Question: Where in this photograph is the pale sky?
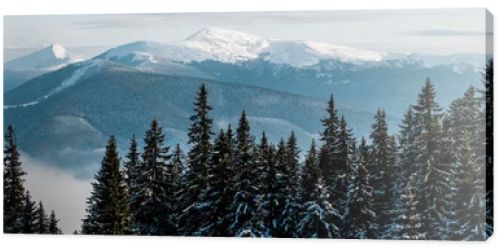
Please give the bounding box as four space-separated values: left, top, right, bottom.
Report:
4 9 491 56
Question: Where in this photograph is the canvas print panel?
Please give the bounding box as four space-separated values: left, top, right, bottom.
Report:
3 9 493 240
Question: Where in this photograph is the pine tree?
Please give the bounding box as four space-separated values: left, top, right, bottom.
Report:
48 210 62 234
81 136 129 235
21 191 37 234
170 144 185 192
397 106 429 240
301 140 320 205
177 83 214 235
297 139 340 238
368 109 397 238
3 125 26 233
123 135 141 227
345 137 376 238
279 131 301 237
227 111 260 236
34 201 49 234
254 132 276 236
401 174 424 239
297 179 340 238
443 87 487 240
124 135 140 192
483 58 493 237
411 78 446 238
317 95 344 235
130 120 174 235
196 129 235 236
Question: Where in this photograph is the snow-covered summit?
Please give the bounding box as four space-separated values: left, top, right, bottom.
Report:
5 44 82 71
98 27 387 67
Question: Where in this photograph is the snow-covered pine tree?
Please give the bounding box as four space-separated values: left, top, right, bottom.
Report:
81 136 129 235
397 107 424 239
279 131 301 237
124 135 140 192
48 210 62 234
301 140 320 204
336 116 358 236
368 109 398 238
253 131 276 236
21 190 37 233
345 137 376 239
177 83 214 235
227 111 261 237
170 144 185 192
3 125 26 233
124 135 141 228
483 58 493 237
34 201 49 234
297 141 340 238
443 87 487 240
412 78 446 239
131 120 174 235
196 129 235 236
400 174 424 239
318 95 344 236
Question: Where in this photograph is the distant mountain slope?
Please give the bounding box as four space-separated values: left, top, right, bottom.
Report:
4 62 384 178
4 44 82 92
94 27 483 116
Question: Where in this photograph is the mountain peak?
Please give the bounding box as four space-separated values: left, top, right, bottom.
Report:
46 44 68 59
185 27 265 43
5 43 80 71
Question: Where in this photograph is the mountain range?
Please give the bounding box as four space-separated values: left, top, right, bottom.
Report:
3 27 485 178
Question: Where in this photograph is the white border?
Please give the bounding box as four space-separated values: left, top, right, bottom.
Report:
1 0 499 250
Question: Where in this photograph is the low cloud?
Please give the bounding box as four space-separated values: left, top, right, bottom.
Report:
21 153 92 234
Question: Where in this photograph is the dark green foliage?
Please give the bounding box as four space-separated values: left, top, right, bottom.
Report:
368 109 397 238
48 210 62 234
227 111 261 236
130 121 174 235
21 191 37 233
196 128 235 236
34 201 49 234
3 125 26 233
345 138 376 238
177 83 214 235
81 136 129 235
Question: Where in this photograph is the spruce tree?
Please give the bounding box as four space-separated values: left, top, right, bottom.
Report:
34 201 49 234
196 129 235 236
131 120 174 235
254 132 276 236
48 210 62 234
81 136 129 235
279 131 301 237
484 58 493 237
3 125 26 233
368 109 397 238
345 137 376 238
443 87 487 240
178 83 214 235
411 78 446 238
317 95 344 234
227 111 260 236
21 191 37 233
124 135 140 194
124 135 141 227
301 140 320 205
170 144 185 192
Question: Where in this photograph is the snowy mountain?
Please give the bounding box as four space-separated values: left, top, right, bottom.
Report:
5 44 81 71
4 44 82 92
4 61 385 178
98 27 387 68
